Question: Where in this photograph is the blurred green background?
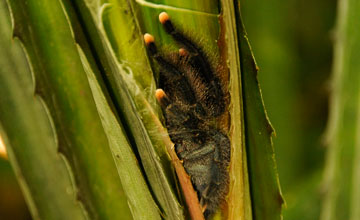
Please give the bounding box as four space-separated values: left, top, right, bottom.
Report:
242 0 336 219
0 0 337 219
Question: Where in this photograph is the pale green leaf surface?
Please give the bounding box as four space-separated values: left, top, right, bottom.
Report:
0 2 85 219
61 0 184 218
77 45 161 220
6 0 132 219
101 1 171 168
136 0 220 14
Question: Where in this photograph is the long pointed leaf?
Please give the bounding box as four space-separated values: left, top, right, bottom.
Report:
234 1 284 220
60 0 184 218
0 2 85 219
77 45 161 220
6 0 132 218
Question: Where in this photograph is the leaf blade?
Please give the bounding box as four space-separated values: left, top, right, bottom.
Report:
234 2 284 219
77 45 161 220
6 0 133 218
0 2 85 219
61 0 184 218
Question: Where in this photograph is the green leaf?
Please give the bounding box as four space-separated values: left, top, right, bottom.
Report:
0 2 85 219
77 45 161 220
2 0 284 219
234 2 284 220
60 0 184 218
6 0 132 219
321 0 360 219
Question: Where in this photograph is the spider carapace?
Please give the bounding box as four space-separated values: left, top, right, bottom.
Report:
144 12 230 219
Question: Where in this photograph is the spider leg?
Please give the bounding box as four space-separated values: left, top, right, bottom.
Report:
158 13 212 77
158 13 225 117
155 88 171 109
159 12 205 57
155 89 201 138
145 34 198 105
144 33 181 72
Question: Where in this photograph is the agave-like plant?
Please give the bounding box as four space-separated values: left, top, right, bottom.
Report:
0 0 284 219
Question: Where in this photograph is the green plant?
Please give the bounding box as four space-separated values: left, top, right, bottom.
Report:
0 0 283 219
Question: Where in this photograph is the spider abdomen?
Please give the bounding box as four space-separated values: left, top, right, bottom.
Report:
177 130 230 217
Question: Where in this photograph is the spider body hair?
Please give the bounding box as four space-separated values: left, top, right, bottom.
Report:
146 13 230 219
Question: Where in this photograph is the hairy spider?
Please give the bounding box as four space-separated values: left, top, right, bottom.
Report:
144 12 230 219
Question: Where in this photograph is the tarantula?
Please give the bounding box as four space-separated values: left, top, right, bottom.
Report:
144 12 230 219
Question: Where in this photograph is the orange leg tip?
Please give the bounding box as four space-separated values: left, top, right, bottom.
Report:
144 33 155 45
159 12 170 24
155 89 166 101
179 48 188 56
